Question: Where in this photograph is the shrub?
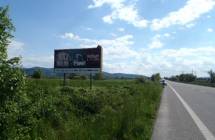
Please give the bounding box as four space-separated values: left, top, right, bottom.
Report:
136 76 147 83
151 73 161 82
0 6 29 139
93 72 104 80
208 70 215 83
32 69 43 79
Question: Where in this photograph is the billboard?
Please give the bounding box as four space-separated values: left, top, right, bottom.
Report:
54 46 102 73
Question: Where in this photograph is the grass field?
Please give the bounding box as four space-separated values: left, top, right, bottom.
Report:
173 80 215 88
19 79 162 140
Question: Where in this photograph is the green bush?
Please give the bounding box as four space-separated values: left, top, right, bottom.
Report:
21 79 162 140
32 69 43 79
151 73 161 82
93 72 104 80
136 76 147 83
0 6 30 139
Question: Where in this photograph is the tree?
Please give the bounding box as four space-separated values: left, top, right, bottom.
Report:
151 73 161 82
32 69 43 79
0 6 14 60
136 76 146 83
93 72 104 80
178 73 196 82
208 70 215 83
169 76 178 81
0 6 27 139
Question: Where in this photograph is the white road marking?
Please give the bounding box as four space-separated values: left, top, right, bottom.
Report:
168 83 215 140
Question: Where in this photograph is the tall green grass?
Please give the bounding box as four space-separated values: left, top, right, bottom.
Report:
23 79 162 140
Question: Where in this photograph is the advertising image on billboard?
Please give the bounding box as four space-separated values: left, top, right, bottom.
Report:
54 46 102 73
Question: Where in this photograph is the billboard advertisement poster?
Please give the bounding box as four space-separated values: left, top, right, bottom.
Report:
54 46 102 74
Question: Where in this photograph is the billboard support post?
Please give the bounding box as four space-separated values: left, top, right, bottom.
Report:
90 73 92 90
63 73 66 86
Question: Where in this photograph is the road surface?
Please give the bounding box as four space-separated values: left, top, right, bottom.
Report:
152 81 215 140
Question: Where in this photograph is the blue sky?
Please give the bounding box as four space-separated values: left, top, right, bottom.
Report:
1 0 215 77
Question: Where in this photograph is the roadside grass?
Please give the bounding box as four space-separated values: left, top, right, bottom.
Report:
24 79 162 140
189 80 215 87
171 80 215 88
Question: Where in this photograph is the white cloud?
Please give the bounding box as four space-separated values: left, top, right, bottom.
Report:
149 40 163 49
151 0 215 30
59 32 215 77
8 40 25 58
158 46 215 76
88 0 123 9
22 55 54 68
89 0 148 28
89 0 215 30
86 27 93 31
61 32 137 62
104 45 215 77
118 27 125 32
148 35 163 49
61 33 80 40
185 23 195 28
61 32 133 47
61 32 98 44
207 15 211 18
7 40 53 68
163 33 170 37
207 28 214 32
103 15 114 24
110 33 117 37
87 35 137 60
160 47 215 58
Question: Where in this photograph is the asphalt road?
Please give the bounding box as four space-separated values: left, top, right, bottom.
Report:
152 81 215 140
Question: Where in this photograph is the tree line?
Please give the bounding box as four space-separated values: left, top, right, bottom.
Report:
168 70 215 83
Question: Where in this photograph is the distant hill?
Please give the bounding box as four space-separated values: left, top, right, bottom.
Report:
23 67 61 77
102 72 145 79
23 67 147 79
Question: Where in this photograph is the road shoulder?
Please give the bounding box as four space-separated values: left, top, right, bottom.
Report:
152 85 204 140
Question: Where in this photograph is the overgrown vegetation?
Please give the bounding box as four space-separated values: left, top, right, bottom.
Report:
93 72 104 80
1 78 163 139
0 6 28 139
136 76 147 83
32 69 43 79
23 79 162 140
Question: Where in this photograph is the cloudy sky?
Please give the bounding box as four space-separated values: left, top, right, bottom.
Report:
1 0 215 77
